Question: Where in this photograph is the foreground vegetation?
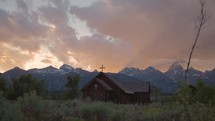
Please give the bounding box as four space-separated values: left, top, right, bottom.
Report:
0 75 215 121
0 90 214 121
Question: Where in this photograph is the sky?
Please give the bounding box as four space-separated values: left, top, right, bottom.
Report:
0 0 215 73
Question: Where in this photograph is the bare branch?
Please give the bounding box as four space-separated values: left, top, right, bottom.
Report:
184 0 210 82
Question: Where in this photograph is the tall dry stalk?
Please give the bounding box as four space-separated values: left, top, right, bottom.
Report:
182 1 210 121
184 0 210 82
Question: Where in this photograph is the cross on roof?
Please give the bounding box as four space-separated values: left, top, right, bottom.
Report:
99 65 106 72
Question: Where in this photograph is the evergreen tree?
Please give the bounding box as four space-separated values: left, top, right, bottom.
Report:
65 75 80 99
8 74 44 99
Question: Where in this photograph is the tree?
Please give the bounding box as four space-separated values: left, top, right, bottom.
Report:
193 80 215 105
65 75 80 99
0 78 6 92
0 78 8 98
180 0 210 121
8 74 44 99
184 0 210 82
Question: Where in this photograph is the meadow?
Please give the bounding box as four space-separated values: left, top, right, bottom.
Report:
0 91 214 121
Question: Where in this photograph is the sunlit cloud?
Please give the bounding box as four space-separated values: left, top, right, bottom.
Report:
49 23 56 32
0 0 215 73
87 65 92 71
68 14 93 40
68 56 79 66
70 0 215 71
24 46 63 70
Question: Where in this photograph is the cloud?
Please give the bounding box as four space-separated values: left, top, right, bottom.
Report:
0 0 48 52
0 43 34 71
35 0 133 72
41 59 52 64
0 0 48 71
70 0 215 71
1 0 215 72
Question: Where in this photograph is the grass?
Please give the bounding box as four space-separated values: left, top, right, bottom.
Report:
0 91 214 121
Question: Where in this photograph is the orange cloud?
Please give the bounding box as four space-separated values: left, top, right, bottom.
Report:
1 0 215 73
70 0 215 71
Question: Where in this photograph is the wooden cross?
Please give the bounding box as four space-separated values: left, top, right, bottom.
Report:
99 65 106 72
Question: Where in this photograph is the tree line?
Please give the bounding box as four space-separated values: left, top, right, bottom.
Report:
0 74 80 100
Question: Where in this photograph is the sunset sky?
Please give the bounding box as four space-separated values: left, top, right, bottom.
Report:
0 0 215 73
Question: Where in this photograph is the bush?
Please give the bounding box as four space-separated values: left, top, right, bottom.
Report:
110 109 129 121
0 96 214 121
190 102 215 121
80 102 110 121
193 81 215 106
18 91 44 121
53 100 82 121
0 93 22 121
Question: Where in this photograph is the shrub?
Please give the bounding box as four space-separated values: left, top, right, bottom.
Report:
18 91 44 121
0 93 22 121
71 117 85 121
80 102 110 121
190 102 215 121
135 102 183 121
110 109 129 121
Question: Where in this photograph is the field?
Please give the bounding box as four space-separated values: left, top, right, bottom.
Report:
0 91 214 121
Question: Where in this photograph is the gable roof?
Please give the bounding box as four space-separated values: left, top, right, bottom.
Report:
124 82 150 92
103 73 134 94
81 72 104 91
95 78 113 91
82 72 150 94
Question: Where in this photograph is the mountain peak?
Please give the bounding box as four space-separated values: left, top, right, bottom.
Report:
211 68 215 72
145 66 156 72
119 67 142 76
13 66 22 70
43 65 58 70
165 62 186 83
28 65 60 74
168 62 184 72
60 64 74 72
1 66 28 81
119 67 141 72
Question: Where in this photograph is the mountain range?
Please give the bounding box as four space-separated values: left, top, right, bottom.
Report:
0 63 215 94
120 62 215 86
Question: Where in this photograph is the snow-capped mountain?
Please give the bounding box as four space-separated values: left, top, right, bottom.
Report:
0 64 101 92
59 64 75 72
186 67 203 85
203 68 215 85
1 67 29 85
59 64 89 74
119 66 177 93
28 66 63 74
1 64 214 93
119 67 143 77
165 62 203 84
119 63 215 93
165 62 185 83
